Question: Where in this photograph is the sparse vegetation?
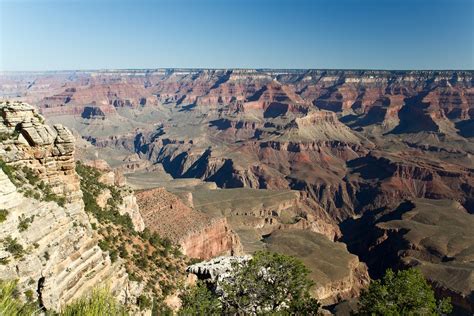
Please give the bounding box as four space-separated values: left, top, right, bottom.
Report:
76 162 132 230
0 209 8 223
0 280 39 315
24 289 34 303
3 236 24 259
18 214 35 232
0 160 66 207
41 182 67 207
357 268 452 315
0 159 19 186
1 281 128 316
60 287 128 316
76 161 186 306
137 294 153 311
22 166 40 185
0 132 10 142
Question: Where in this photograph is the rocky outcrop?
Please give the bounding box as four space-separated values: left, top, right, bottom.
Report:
83 159 145 232
136 188 242 259
0 102 81 203
118 193 145 232
0 101 141 311
187 255 251 283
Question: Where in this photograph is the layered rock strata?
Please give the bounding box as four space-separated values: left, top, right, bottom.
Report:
136 188 242 259
0 101 139 311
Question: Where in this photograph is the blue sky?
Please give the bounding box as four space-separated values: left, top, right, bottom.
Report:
0 0 472 70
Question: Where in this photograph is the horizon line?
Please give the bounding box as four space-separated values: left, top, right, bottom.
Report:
1 67 474 73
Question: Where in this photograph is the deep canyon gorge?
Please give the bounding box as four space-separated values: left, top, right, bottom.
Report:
1 68 473 314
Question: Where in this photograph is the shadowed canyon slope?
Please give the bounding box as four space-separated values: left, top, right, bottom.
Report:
1 69 474 311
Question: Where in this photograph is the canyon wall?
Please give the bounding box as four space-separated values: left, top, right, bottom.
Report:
136 188 242 259
0 101 140 311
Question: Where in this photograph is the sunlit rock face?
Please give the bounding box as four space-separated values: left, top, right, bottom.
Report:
136 187 242 259
0 101 139 311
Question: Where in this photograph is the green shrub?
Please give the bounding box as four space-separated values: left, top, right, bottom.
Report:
22 166 40 185
0 160 19 186
0 132 10 141
109 250 118 263
0 209 8 223
358 268 452 315
220 251 319 315
3 236 24 259
18 214 35 232
151 298 173 316
60 287 128 316
137 294 152 310
0 280 39 315
24 289 34 302
41 182 67 206
179 281 221 316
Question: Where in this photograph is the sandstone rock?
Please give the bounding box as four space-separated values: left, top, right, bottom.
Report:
99 171 115 186
187 255 251 283
136 188 242 259
96 188 112 209
0 101 82 203
118 193 145 232
0 169 21 209
84 159 111 171
0 174 131 311
0 101 141 311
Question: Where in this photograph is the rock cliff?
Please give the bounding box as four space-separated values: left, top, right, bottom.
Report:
0 101 138 311
136 188 242 259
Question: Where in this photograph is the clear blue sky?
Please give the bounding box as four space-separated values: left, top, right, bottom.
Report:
0 0 472 71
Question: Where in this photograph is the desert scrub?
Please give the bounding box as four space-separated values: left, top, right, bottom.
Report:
18 214 35 232
0 209 8 223
0 280 39 315
0 132 10 141
22 166 40 185
76 162 132 230
0 161 66 207
60 287 128 316
1 281 126 315
41 182 66 207
0 159 20 186
76 161 186 301
3 236 24 259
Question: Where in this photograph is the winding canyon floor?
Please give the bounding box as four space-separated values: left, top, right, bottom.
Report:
1 69 473 313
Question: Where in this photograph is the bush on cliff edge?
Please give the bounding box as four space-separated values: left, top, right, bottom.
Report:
357 268 452 315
